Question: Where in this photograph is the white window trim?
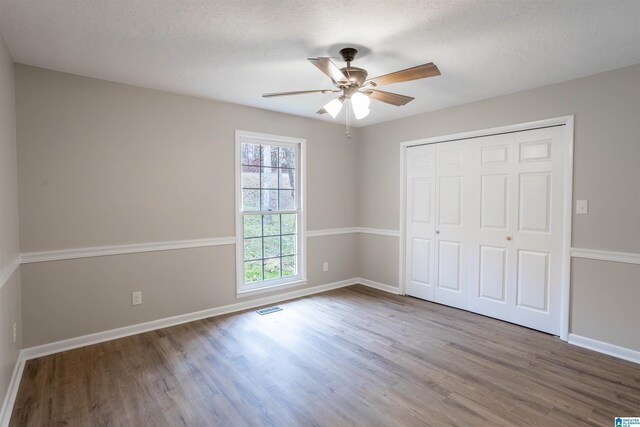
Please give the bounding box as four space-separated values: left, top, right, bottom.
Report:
235 130 307 297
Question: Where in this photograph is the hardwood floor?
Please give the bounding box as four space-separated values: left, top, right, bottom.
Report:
10 285 640 426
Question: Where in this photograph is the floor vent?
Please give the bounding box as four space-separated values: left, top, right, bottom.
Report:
256 306 283 315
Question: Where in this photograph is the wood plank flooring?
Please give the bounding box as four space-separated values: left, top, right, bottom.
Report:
10 285 640 426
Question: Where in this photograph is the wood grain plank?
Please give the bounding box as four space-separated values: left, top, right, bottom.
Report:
10 285 640 426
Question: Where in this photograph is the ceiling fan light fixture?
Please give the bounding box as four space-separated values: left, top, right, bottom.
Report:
353 106 370 120
324 97 344 118
262 47 440 124
351 92 371 119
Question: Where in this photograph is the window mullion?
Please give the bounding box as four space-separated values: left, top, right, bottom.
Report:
241 210 300 216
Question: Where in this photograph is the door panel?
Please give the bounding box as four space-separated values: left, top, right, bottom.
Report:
411 238 431 285
479 245 507 302
520 140 551 162
412 177 431 223
437 241 461 291
511 127 565 334
519 173 551 233
467 134 515 322
405 145 436 301
438 177 462 225
517 250 549 311
433 142 470 309
481 174 508 229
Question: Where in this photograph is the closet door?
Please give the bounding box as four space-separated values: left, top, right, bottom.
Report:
405 144 436 301
433 141 471 310
509 126 565 335
405 125 566 335
467 134 514 323
467 126 565 335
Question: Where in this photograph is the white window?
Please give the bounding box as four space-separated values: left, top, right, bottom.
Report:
235 131 306 295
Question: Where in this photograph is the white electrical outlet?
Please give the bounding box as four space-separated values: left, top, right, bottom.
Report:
323 262 329 272
132 291 142 306
12 323 17 344
576 199 588 215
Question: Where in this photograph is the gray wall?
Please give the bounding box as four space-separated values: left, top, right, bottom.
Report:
16 65 359 347
357 64 640 351
0 32 21 410
14 62 640 354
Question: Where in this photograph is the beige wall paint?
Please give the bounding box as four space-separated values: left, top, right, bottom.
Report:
15 65 360 348
21 234 358 347
0 36 19 269
15 64 359 251
356 64 640 351
0 272 21 406
0 32 21 410
358 64 640 251
571 258 640 351
14 62 640 355
357 234 399 288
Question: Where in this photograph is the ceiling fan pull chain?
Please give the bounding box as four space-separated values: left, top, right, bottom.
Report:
346 102 351 139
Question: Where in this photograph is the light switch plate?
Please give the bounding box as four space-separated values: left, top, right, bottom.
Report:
576 200 588 215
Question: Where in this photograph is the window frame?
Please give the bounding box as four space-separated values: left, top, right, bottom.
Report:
235 130 307 296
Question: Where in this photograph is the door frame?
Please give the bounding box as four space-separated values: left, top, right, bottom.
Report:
398 115 574 341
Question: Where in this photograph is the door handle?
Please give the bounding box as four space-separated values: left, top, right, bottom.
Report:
506 235 512 241
435 230 440 234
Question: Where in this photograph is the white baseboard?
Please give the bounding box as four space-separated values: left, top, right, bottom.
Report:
568 334 640 364
356 277 402 295
0 352 25 427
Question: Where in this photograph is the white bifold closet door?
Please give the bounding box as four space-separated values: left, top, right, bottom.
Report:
405 126 566 335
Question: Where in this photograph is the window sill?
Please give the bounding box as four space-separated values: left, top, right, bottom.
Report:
236 279 308 299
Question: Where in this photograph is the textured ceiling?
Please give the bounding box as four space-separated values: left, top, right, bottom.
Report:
0 0 639 127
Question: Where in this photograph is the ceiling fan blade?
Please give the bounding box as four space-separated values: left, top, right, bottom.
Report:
308 57 350 85
263 89 338 98
366 62 440 87
367 89 415 106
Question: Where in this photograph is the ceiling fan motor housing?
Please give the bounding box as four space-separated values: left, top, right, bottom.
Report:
339 47 358 63
340 67 368 87
337 47 368 87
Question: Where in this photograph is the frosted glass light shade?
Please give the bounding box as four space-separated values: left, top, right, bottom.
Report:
351 92 371 119
324 97 344 118
353 106 370 119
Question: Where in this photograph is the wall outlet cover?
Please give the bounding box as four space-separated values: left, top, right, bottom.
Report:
132 291 142 305
576 199 588 215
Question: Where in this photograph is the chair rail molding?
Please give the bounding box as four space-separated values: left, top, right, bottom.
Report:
0 258 20 292
570 247 640 265
20 228 401 263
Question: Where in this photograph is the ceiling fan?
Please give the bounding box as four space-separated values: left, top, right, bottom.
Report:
263 47 441 120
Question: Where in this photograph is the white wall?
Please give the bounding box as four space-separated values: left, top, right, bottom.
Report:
357 64 640 352
16 65 360 347
0 31 21 413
